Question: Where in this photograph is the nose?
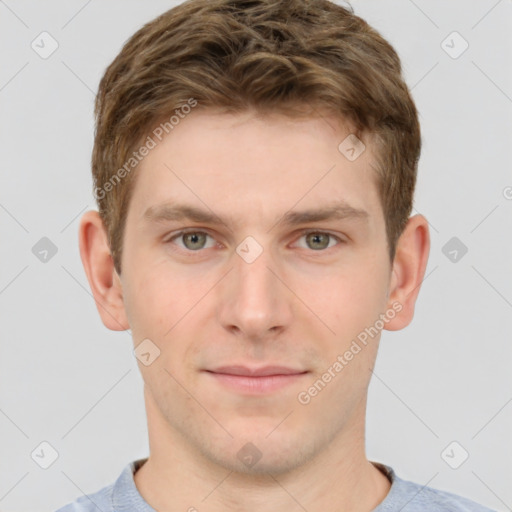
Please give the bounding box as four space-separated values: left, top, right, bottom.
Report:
216 244 293 342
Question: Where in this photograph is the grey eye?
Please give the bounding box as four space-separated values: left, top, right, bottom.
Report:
305 232 331 250
182 232 208 250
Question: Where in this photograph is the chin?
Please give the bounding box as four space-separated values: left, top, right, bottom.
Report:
205 430 317 477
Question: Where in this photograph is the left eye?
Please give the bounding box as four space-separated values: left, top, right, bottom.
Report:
294 231 342 251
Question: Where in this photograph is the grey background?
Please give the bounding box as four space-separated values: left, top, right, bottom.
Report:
0 1 511 510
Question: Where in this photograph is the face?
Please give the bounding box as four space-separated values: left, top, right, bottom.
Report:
118 109 396 474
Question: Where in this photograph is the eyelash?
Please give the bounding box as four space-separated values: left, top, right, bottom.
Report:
165 229 345 254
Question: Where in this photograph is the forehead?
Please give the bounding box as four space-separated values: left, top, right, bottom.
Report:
129 109 383 226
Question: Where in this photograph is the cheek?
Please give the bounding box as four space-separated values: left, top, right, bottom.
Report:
322 261 389 320
123 261 213 371
122 265 178 339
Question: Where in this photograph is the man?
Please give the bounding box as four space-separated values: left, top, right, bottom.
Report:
56 0 495 510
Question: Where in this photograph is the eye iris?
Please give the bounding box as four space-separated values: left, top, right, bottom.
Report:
183 232 206 250
306 233 330 250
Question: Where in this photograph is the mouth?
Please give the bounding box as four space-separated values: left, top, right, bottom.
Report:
203 365 309 394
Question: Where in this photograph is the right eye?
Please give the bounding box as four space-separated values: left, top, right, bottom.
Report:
165 230 218 252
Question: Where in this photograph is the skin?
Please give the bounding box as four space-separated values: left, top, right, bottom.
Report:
79 108 430 512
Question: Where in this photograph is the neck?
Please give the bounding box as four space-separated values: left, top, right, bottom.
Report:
134 393 391 512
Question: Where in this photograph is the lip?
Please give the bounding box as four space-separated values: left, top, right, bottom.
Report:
203 366 309 394
209 365 306 377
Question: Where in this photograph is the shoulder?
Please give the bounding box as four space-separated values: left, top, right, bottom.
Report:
396 480 497 512
54 458 149 512
54 483 113 512
374 463 497 512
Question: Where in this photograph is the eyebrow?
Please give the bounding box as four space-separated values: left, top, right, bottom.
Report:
143 201 369 228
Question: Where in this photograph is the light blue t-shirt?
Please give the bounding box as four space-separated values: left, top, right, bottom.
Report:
55 458 496 511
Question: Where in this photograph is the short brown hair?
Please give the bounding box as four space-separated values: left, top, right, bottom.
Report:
92 0 421 274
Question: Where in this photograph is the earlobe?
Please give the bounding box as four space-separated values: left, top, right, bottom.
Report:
384 214 430 331
78 210 130 331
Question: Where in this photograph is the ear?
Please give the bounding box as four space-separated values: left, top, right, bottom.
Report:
384 214 430 331
78 210 129 331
